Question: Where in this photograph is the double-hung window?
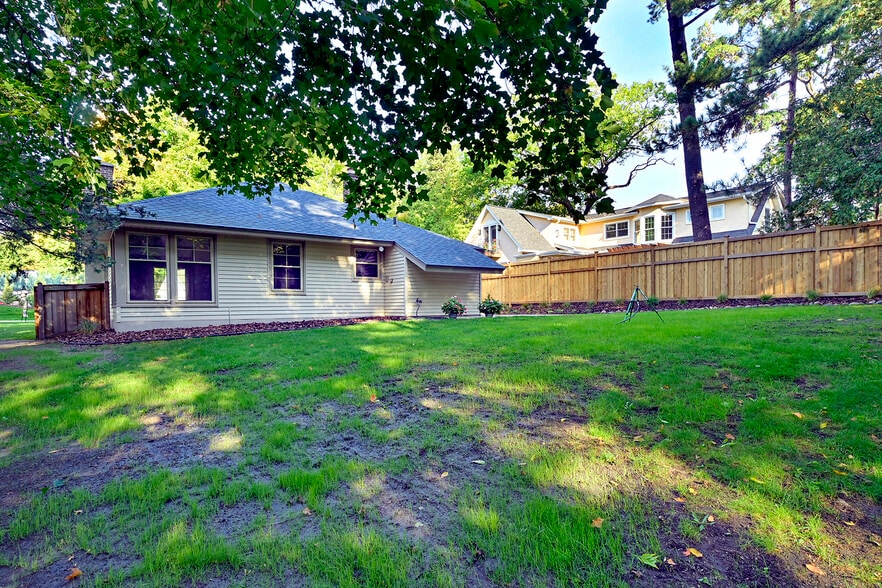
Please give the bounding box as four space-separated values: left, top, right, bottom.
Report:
644 216 656 242
128 233 213 302
605 221 629 239
272 242 303 291
661 215 673 240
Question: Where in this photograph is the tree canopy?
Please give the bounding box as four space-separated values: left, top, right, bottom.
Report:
1 0 616 265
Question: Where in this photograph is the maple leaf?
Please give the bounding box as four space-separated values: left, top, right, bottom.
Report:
369 394 378 403
591 517 603 528
65 568 82 581
683 548 703 558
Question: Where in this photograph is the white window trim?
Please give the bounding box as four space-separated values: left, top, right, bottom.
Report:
125 232 216 305
269 240 306 295
604 221 629 240
660 214 674 240
710 203 726 221
644 216 656 242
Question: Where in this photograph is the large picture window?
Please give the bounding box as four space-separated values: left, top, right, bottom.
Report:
272 242 302 291
127 233 213 303
355 248 380 278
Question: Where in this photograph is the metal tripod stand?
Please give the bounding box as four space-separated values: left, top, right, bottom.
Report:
617 285 663 324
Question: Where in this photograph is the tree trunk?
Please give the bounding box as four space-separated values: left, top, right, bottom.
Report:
666 1 712 242
781 0 798 210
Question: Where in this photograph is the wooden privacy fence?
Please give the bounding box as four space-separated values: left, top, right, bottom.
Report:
482 221 882 304
34 282 110 339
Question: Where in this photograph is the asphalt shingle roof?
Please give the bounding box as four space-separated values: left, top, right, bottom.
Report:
120 187 504 272
485 205 554 252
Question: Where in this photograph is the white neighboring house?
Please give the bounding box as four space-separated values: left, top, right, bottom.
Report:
465 184 783 263
86 187 504 332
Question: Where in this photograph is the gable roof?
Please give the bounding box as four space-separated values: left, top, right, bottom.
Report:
627 193 680 210
119 187 504 273
485 205 554 252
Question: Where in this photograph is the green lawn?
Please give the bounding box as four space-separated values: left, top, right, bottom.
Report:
0 306 880 587
0 305 34 341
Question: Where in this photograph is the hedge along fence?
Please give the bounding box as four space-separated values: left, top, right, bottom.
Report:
481 220 882 304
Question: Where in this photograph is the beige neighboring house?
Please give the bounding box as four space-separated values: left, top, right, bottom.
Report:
466 184 783 263
87 186 503 332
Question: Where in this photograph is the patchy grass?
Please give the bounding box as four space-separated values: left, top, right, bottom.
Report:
0 306 880 587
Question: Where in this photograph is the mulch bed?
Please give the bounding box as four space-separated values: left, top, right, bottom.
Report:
507 295 880 315
52 295 880 346
56 316 406 346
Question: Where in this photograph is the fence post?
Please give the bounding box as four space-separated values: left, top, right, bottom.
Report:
34 283 44 340
814 225 822 291
103 281 111 330
722 236 730 296
545 259 551 304
650 245 657 295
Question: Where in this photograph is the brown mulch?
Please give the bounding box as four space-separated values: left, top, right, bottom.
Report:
55 316 406 346
507 295 880 315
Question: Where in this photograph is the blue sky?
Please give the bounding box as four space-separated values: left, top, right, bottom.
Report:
595 1 768 207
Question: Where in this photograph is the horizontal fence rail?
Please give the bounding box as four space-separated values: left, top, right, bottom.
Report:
482 221 882 304
35 282 111 340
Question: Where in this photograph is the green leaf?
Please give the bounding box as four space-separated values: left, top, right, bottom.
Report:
472 19 499 45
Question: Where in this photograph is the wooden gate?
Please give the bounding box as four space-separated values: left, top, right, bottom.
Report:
34 282 111 339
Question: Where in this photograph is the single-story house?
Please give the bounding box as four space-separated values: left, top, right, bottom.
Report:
466 184 783 263
86 186 504 332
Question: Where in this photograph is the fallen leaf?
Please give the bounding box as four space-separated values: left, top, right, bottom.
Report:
665 558 676 566
591 517 603 528
707 515 715 522
843 521 856 526
673 497 686 503
749 477 765 484
440 471 449 479
302 507 313 516
725 433 736 440
688 487 697 495
633 435 644 442
805 563 826 575
414 521 424 528
42 415 49 420
833 469 848 476
820 422 828 429
65 568 82 581
73 510 83 515
683 548 703 558
472 459 485 465
560 418 567 422
792 412 804 419
369 394 378 403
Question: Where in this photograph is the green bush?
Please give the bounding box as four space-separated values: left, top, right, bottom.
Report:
441 295 466 316
805 290 821 302
478 295 504 316
1 281 16 306
759 293 774 303
716 293 728 304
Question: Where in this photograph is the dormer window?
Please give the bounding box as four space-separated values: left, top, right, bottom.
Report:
483 224 499 252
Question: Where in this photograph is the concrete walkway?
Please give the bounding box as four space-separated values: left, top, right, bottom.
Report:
0 340 44 350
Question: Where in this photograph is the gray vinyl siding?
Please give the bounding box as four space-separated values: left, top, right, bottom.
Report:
384 246 408 317
113 233 386 331
405 261 481 317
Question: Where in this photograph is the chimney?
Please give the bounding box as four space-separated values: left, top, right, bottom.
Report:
98 162 115 186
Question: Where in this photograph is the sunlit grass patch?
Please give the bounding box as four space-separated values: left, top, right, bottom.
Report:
0 306 880 586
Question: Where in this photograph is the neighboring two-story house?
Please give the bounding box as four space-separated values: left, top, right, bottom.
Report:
466 184 783 264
